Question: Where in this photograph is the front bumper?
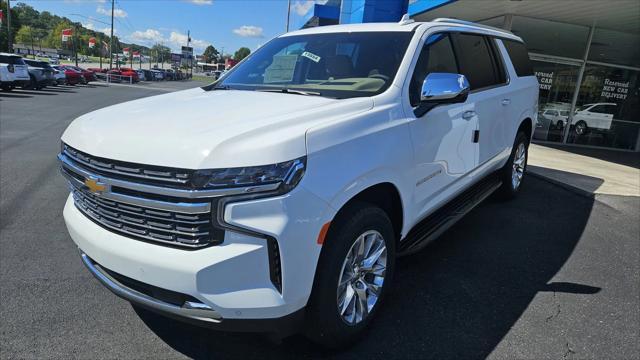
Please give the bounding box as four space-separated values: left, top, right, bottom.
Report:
63 181 333 330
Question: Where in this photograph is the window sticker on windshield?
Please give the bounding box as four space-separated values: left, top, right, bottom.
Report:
264 55 298 83
301 51 321 63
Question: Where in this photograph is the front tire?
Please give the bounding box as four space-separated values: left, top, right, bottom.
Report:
574 120 588 136
498 131 528 199
305 202 395 348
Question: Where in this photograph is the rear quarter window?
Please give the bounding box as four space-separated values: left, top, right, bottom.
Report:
451 33 502 90
503 40 534 77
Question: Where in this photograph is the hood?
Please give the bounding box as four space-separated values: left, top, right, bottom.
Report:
61 87 373 169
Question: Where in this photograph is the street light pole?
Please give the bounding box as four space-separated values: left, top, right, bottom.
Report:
286 0 291 32
109 0 114 70
7 0 12 52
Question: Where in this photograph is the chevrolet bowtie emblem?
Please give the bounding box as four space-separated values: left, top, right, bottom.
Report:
84 177 106 194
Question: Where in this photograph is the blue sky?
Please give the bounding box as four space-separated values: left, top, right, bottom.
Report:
20 0 324 55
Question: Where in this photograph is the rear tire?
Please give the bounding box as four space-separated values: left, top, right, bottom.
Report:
305 202 395 349
497 131 528 199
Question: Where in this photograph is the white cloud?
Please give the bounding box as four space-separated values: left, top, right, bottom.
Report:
124 29 210 52
97 5 127 18
292 0 314 16
168 31 210 51
98 27 116 36
130 29 163 44
291 0 328 16
185 0 212 5
232 25 263 38
82 22 95 30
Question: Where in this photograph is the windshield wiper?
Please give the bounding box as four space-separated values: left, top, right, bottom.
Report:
256 88 321 96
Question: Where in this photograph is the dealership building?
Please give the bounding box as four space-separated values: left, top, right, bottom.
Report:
298 0 639 152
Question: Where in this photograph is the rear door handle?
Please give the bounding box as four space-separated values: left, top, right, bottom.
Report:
462 110 476 120
501 99 511 106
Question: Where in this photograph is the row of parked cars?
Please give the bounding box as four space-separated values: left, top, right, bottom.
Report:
1 52 97 91
86 67 190 83
1 52 190 91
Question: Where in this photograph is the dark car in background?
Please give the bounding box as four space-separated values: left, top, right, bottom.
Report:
23 59 55 89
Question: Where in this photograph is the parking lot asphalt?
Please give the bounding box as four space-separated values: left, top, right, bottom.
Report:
1 83 638 359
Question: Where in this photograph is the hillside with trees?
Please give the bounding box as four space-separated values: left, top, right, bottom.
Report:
0 1 150 57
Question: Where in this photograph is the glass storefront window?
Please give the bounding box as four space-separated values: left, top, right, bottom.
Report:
510 16 590 59
588 28 640 68
532 60 580 143
567 65 640 150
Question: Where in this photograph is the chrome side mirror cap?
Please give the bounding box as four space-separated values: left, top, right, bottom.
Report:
420 73 470 103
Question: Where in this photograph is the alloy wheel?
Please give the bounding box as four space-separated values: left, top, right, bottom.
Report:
336 230 387 325
511 142 526 190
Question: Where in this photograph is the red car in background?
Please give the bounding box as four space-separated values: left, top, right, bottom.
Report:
53 65 83 85
86 67 107 73
118 67 139 83
65 66 96 83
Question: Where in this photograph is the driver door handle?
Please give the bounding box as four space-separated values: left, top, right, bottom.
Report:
462 110 476 120
501 99 511 106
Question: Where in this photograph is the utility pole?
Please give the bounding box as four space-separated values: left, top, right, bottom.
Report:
7 0 12 52
74 24 78 67
109 0 114 70
285 0 291 32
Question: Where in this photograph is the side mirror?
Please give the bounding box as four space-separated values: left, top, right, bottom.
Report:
421 73 470 104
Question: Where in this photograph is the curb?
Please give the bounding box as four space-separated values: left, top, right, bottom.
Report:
528 170 595 199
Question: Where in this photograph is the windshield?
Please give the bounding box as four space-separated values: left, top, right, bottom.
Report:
218 32 414 99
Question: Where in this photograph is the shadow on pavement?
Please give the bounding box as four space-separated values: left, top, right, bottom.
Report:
10 89 58 96
0 92 33 99
538 143 640 169
135 176 597 359
528 165 604 195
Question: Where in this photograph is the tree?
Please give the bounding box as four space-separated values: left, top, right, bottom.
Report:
14 25 33 45
151 43 171 64
233 47 250 61
0 0 22 52
202 45 219 63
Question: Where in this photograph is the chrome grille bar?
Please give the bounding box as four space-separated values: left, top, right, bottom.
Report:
63 144 191 184
59 153 281 199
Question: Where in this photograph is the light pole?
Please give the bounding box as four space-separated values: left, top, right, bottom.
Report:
286 0 291 32
109 0 114 70
7 0 12 52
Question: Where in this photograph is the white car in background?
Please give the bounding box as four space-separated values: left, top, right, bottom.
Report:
0 53 30 91
572 102 617 135
539 108 570 129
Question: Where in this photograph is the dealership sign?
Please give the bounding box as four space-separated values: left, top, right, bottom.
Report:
61 29 72 42
181 46 193 60
88 37 96 48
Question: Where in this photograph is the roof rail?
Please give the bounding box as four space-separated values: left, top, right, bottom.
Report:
431 17 513 35
398 14 415 25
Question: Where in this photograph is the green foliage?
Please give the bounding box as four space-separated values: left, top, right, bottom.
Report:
0 1 149 55
202 45 219 63
151 43 171 63
233 47 250 61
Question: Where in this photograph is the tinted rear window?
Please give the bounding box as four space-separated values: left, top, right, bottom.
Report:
503 40 534 77
0 55 26 65
451 33 501 90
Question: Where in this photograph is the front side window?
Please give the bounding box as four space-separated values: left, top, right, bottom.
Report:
409 33 458 107
218 32 413 99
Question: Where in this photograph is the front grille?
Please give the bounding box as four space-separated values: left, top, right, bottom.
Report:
71 185 221 248
63 144 194 188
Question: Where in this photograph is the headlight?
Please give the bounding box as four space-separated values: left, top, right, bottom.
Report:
191 157 306 194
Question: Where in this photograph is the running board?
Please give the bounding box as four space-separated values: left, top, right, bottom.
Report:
398 175 502 256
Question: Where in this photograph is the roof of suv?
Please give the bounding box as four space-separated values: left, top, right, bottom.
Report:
281 20 522 42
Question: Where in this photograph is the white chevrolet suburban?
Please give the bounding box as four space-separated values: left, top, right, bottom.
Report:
59 18 538 347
